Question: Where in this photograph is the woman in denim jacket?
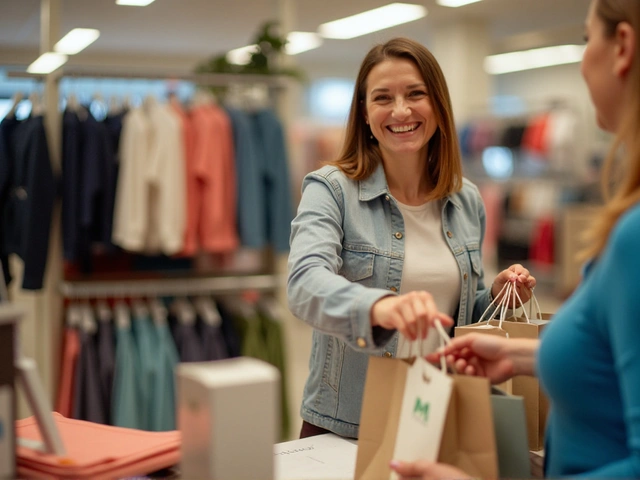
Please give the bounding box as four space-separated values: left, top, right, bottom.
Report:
287 37 536 439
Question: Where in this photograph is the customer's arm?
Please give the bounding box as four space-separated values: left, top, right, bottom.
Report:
427 334 539 383
287 174 395 352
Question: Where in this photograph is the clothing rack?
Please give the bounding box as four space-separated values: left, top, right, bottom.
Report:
60 274 285 299
6 69 290 89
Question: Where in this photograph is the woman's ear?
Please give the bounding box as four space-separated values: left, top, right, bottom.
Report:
613 21 636 78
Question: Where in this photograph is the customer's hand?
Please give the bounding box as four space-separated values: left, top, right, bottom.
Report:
426 332 516 384
370 291 454 341
492 264 536 304
390 459 472 480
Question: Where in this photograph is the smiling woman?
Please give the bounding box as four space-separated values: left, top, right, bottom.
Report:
286 37 537 440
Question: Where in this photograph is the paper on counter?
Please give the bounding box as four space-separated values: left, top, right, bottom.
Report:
274 433 358 480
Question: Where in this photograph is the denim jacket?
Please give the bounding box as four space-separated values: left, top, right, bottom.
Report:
287 164 493 438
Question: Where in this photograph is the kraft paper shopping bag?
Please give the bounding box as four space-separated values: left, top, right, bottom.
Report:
437 375 499 480
355 356 453 480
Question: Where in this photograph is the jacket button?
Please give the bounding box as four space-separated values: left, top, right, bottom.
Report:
446 231 453 238
394 232 403 239
463 273 468 280
390 286 398 292
357 337 367 348
15 187 28 200
384 195 390 201
384 351 393 358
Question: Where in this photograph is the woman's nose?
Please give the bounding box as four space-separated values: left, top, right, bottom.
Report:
392 99 410 118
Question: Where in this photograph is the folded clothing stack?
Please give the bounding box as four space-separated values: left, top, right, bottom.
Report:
16 413 181 479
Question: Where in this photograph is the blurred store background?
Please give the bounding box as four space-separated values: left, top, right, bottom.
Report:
0 0 593 439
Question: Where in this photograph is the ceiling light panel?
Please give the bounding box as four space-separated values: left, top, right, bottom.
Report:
436 0 482 7
484 44 585 75
54 28 100 55
27 52 68 74
226 45 259 65
115 0 155 6
318 3 427 40
285 32 323 55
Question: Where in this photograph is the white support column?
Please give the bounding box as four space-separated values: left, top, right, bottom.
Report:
13 0 63 418
431 19 492 125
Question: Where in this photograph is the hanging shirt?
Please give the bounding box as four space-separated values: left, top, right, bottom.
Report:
55 327 80 418
0 115 56 290
151 320 179 431
112 313 143 429
190 105 238 254
225 107 266 249
250 109 294 253
112 101 186 255
395 199 461 358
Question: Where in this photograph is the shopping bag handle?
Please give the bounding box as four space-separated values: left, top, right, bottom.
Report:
528 287 543 320
477 281 511 324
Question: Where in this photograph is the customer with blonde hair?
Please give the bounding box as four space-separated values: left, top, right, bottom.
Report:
392 0 640 477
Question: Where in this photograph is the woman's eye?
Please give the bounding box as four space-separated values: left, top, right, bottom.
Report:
373 95 390 102
409 90 427 97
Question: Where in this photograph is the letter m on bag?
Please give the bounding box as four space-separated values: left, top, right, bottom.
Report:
413 397 430 423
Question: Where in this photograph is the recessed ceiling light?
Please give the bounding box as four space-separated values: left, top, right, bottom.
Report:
54 28 100 55
318 3 427 40
27 52 68 74
227 32 324 64
437 0 482 7
484 44 585 75
116 0 155 6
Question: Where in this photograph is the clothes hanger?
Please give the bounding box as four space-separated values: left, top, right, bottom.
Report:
194 296 222 327
172 296 197 326
5 92 24 119
80 301 97 335
29 91 45 116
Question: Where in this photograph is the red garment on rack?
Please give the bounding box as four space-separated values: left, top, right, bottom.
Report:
55 328 80 418
16 413 180 479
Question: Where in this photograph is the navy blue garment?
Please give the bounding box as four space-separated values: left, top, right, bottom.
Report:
225 108 266 249
0 115 56 290
216 301 242 358
78 109 116 272
0 121 13 286
62 110 83 261
96 317 116 424
103 112 125 252
250 109 294 253
73 327 107 424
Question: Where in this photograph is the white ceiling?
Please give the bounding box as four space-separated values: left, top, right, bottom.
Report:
0 0 591 76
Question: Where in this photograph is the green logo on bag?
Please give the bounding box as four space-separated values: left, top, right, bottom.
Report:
413 398 430 423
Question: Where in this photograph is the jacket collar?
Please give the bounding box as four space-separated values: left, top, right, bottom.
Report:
358 162 462 209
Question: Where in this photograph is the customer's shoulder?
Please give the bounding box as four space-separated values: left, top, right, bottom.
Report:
610 202 640 249
449 177 482 205
304 165 356 191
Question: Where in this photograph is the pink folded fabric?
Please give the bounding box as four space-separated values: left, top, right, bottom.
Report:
16 413 180 479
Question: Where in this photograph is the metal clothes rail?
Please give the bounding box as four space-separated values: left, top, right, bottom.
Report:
60 274 285 299
6 69 290 89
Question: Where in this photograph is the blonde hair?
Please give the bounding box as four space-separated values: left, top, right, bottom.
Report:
329 37 463 199
581 0 640 259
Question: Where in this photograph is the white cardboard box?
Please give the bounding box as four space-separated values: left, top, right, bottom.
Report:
177 357 280 480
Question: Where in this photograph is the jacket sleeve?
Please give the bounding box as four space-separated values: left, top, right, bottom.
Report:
287 173 395 352
22 119 56 290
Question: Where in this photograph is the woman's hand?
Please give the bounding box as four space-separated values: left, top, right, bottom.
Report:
426 333 539 383
492 264 536 305
370 291 454 341
390 459 472 480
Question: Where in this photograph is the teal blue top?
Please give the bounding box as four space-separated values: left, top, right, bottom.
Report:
538 203 640 478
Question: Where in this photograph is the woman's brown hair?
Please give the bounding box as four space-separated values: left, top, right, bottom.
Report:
329 37 463 199
581 0 640 259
